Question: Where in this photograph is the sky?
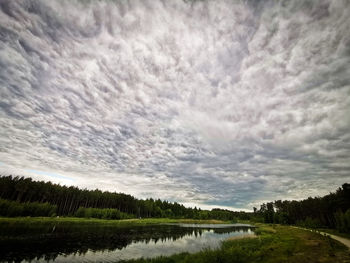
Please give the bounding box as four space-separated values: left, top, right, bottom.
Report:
0 0 349 211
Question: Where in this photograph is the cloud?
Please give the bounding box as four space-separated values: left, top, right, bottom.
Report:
0 0 349 210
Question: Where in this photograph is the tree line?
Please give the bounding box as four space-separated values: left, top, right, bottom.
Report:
0 175 243 221
254 183 350 233
1 175 348 232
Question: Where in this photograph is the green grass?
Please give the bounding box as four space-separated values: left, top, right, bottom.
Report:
0 216 232 228
120 224 350 263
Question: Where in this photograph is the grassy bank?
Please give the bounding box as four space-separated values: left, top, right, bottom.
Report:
0 216 231 228
121 224 350 263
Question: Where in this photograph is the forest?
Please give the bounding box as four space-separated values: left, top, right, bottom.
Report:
255 183 350 233
0 175 349 233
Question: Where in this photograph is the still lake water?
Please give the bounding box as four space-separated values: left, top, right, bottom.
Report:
0 223 254 262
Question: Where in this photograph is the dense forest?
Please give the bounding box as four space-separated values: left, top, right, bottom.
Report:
0 175 245 220
255 183 350 233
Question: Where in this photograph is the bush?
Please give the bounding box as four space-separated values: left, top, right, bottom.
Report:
334 209 350 233
0 198 57 217
296 217 322 229
74 207 130 220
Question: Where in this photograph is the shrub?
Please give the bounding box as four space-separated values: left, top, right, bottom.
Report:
0 198 57 217
74 207 126 220
334 209 350 233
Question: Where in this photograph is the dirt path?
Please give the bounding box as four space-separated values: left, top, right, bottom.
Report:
293 226 350 249
317 231 350 249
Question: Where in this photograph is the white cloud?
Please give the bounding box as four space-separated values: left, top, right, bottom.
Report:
0 0 349 210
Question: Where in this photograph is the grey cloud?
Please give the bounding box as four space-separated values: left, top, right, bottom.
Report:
0 0 349 210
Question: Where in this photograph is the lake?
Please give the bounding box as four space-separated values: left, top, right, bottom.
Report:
0 222 255 262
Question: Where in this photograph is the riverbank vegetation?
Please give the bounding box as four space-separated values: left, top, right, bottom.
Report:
0 198 57 217
0 216 231 230
120 224 350 263
74 206 134 220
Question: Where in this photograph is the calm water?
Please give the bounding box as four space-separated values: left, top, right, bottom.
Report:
0 223 255 262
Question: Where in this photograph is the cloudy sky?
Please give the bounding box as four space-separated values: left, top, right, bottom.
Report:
0 0 349 211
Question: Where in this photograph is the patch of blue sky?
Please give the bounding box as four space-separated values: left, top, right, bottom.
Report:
26 169 74 181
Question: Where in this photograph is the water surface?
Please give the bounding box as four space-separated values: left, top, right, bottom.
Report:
0 223 255 262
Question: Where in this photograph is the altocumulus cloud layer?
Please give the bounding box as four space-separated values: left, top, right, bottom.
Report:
0 0 350 210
